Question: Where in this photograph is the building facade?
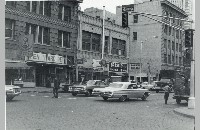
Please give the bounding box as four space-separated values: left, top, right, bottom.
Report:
77 11 130 82
116 0 187 82
5 1 82 87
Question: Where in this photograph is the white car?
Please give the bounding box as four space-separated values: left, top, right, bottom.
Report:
6 85 21 101
140 82 154 90
93 82 150 102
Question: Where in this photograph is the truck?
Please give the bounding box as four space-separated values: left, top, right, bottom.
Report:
172 68 190 104
152 70 175 93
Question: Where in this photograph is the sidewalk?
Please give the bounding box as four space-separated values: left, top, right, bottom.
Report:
173 107 195 119
21 87 53 93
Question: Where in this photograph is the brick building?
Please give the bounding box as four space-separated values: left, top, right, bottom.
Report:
77 10 130 81
116 0 187 82
5 1 82 87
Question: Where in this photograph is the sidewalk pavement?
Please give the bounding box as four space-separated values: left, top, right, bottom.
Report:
20 87 195 119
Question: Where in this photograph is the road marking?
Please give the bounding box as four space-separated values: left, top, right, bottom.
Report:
68 98 76 99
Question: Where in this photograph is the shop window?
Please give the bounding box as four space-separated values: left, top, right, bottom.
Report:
67 56 74 66
58 30 71 48
38 26 50 45
91 33 101 52
168 55 171 64
39 1 51 17
26 1 37 13
58 4 71 22
112 38 126 56
5 19 15 39
6 1 16 7
82 31 91 51
25 23 37 43
133 15 138 23
133 32 137 40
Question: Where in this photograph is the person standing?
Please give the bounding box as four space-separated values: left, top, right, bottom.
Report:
163 84 170 104
53 76 60 98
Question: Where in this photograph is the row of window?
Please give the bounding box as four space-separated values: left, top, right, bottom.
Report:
5 19 71 48
164 54 182 65
6 1 71 22
164 39 182 52
164 11 183 27
82 31 126 56
164 25 181 38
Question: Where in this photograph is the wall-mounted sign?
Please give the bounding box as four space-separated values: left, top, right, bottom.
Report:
93 67 104 72
28 52 46 62
93 59 101 68
109 62 128 72
19 34 33 57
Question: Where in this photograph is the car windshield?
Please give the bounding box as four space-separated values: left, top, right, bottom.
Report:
108 83 123 88
160 79 171 82
86 80 96 86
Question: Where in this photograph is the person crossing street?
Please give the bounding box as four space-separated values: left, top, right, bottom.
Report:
52 76 60 98
163 84 170 104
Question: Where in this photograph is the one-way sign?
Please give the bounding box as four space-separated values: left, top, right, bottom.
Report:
122 5 134 12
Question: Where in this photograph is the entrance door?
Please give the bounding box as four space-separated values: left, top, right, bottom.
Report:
35 66 49 87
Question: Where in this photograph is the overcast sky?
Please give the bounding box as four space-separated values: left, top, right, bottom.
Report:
80 0 135 14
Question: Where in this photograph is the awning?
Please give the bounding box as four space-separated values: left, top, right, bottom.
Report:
5 62 31 69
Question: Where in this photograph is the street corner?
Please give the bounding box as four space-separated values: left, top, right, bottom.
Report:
173 107 195 119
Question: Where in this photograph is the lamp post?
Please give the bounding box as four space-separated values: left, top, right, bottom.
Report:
139 41 143 83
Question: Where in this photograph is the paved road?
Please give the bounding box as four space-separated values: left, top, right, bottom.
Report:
6 91 194 130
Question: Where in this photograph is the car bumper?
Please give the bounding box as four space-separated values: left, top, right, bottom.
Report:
68 89 87 94
6 92 21 98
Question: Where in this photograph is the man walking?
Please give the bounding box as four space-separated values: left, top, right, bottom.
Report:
163 84 170 104
53 76 60 98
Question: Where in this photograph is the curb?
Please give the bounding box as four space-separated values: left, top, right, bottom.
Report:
173 108 195 119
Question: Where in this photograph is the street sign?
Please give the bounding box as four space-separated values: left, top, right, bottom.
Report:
122 5 134 12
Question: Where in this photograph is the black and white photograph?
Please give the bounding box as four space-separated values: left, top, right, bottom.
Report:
5 0 197 130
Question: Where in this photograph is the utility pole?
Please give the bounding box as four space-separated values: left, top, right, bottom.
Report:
140 41 143 83
188 0 195 109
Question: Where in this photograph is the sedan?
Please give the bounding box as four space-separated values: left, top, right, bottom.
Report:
6 85 21 101
140 82 154 90
68 80 108 96
93 82 150 102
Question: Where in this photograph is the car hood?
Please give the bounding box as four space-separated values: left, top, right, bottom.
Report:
71 85 86 88
93 87 124 92
5 85 20 90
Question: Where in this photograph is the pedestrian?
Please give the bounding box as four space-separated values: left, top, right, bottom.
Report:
46 76 51 88
52 76 60 98
163 84 170 104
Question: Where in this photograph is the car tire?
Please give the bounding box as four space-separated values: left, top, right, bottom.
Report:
141 94 147 101
156 90 159 93
72 93 77 96
85 90 92 97
176 98 181 104
119 95 127 102
103 97 108 101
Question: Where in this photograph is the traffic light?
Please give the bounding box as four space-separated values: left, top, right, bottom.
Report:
122 12 128 28
185 29 194 47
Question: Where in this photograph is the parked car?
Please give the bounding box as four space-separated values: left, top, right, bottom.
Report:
6 85 21 101
93 82 150 102
140 82 154 90
152 79 173 93
68 80 108 96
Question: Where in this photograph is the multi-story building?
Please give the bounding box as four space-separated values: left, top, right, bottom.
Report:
5 1 82 87
77 11 130 81
116 0 187 82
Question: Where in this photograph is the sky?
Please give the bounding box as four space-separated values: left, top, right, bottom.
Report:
80 0 135 14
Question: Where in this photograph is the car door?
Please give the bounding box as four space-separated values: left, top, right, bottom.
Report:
127 84 137 98
99 81 107 88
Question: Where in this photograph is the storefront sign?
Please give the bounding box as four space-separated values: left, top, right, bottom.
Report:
47 54 64 64
121 63 128 72
93 59 101 68
109 62 127 72
130 63 140 70
28 52 46 62
93 67 104 72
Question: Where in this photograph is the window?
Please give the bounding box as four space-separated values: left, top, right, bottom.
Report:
6 1 16 7
168 55 171 64
39 1 51 16
104 36 109 54
58 4 71 22
165 11 168 20
176 43 178 52
172 41 175 51
25 23 37 43
67 56 74 65
176 30 179 39
92 33 101 52
5 19 15 39
58 30 71 48
38 26 50 45
172 28 175 36
176 55 178 65
133 32 137 40
112 38 126 56
133 15 138 23
179 44 182 52
179 57 182 65
164 54 167 63
172 55 174 64
164 25 168 34
168 40 171 50
169 27 171 36
26 1 37 13
82 31 91 51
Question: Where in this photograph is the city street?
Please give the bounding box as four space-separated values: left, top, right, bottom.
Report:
6 91 194 130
